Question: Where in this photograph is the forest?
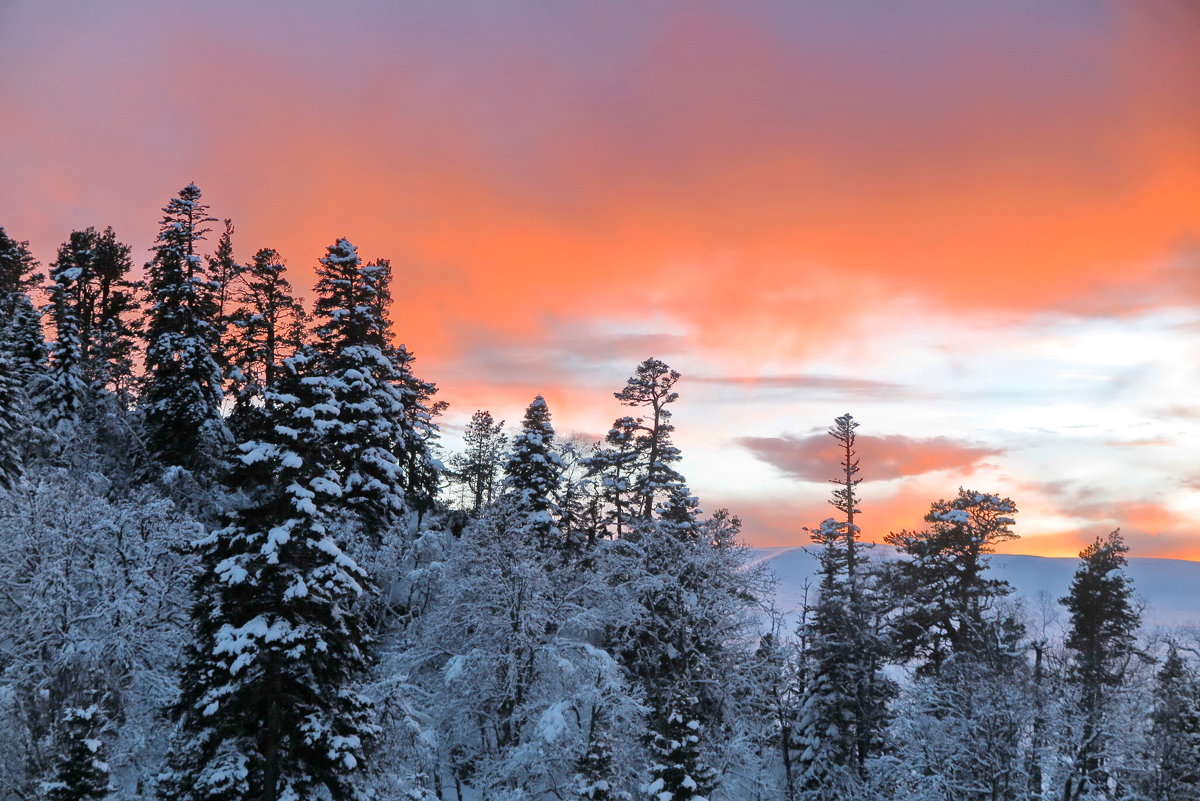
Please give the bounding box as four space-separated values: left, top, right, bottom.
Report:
0 183 1197 801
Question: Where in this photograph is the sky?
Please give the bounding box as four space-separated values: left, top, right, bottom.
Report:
2 1 1199 558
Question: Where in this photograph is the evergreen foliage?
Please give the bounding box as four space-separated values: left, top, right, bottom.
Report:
885 489 1022 673
141 183 227 471
311 239 439 529
447 408 506 513
42 705 111 801
160 350 377 801
1059 529 1141 801
503 395 563 548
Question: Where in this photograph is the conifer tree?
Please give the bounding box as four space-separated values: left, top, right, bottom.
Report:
0 226 40 312
42 706 111 801
160 349 377 801
502 396 563 548
0 342 24 488
39 235 90 432
4 291 47 387
885 489 1022 673
1145 644 1200 801
796 415 893 798
1059 529 1141 801
87 227 140 400
643 690 715 801
574 714 617 801
448 409 506 513
141 183 227 471
224 246 305 440
312 239 440 528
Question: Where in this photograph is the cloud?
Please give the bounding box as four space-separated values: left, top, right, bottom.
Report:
736 433 1002 482
691 374 912 399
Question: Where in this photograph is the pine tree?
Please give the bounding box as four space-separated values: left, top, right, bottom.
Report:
885 489 1022 673
87 227 140 400
574 714 617 801
0 225 40 313
42 705 111 801
4 291 48 384
312 240 440 528
447 409 506 513
643 691 715 801
502 396 563 549
0 341 24 488
225 247 305 439
1059 529 1141 801
615 358 684 519
1145 644 1200 801
160 349 377 801
141 183 227 471
796 415 893 798
38 235 90 432
585 359 684 539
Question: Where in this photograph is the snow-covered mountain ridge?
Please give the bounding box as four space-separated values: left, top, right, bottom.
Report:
749 545 1200 628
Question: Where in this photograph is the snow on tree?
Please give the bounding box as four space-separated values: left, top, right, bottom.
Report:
884 489 1022 673
141 183 227 472
159 349 378 801
42 705 112 801
311 239 440 531
0 465 192 799
37 233 91 433
224 246 306 440
406 489 643 799
502 395 564 549
446 408 506 514
795 415 894 799
1059 529 1142 801
0 225 40 307
0 327 30 487
1144 643 1200 801
643 690 715 801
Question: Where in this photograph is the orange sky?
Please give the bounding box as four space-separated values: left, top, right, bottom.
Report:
2 1 1199 558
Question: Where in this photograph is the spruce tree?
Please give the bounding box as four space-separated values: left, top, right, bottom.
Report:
1059 529 1141 801
160 349 377 801
574 715 617 801
225 247 305 440
4 291 47 386
42 706 110 801
643 690 715 801
87 227 140 400
796 415 893 798
448 409 506 513
141 183 227 471
1146 644 1200 801
39 235 90 432
0 225 39 313
312 239 439 529
502 396 563 549
0 341 24 488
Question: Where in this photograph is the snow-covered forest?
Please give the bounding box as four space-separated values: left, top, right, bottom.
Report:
1 184 1198 801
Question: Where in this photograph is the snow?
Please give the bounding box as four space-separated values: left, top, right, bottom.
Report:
750 545 1200 627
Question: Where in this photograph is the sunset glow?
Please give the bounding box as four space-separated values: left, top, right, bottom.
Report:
3 1 1199 557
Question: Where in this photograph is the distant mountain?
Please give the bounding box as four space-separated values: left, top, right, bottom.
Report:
748 546 1200 629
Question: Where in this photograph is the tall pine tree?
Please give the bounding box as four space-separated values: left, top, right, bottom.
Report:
311 239 439 530
796 415 893 799
141 183 227 471
1059 529 1141 801
160 349 377 801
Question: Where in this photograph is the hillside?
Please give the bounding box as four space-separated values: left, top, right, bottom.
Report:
750 545 1200 629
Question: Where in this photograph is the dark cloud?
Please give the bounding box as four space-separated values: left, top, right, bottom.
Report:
737 432 1002 482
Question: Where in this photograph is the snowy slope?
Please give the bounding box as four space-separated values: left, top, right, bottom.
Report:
749 546 1200 629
